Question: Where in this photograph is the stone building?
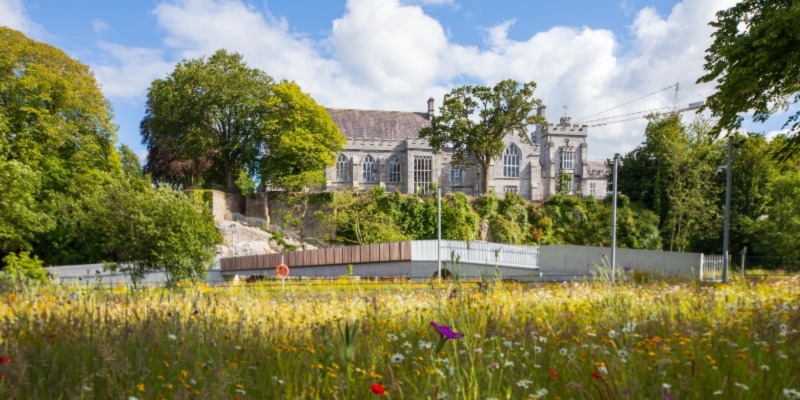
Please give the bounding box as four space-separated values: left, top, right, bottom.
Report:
324 100 609 201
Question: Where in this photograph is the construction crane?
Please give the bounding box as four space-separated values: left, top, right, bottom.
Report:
576 83 704 128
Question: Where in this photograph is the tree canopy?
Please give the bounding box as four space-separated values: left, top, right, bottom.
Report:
0 26 117 257
141 51 344 193
698 0 800 153
260 81 345 191
141 49 275 190
420 80 544 194
1 28 222 283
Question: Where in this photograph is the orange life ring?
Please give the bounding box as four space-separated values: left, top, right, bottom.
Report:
275 264 290 278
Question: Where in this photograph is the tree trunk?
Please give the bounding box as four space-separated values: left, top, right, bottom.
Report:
225 160 235 192
481 162 491 195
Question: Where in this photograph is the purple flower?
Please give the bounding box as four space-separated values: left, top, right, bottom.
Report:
430 321 464 352
623 265 631 272
430 321 464 340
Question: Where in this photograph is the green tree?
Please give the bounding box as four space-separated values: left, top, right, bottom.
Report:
440 192 480 241
0 159 53 254
322 188 408 245
698 0 800 155
618 114 721 251
755 170 800 270
260 81 345 191
104 185 222 287
0 252 48 287
1 27 119 263
420 80 544 194
119 144 143 181
141 49 274 190
719 133 775 257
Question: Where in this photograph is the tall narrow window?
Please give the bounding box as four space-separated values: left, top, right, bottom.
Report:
336 154 349 182
387 155 401 183
362 154 376 183
414 156 432 194
589 182 597 196
450 166 463 185
503 144 521 177
561 151 574 170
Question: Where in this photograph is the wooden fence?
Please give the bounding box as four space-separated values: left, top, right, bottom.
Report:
221 241 412 272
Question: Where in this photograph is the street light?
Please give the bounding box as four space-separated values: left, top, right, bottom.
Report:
230 223 236 257
721 135 745 283
610 153 620 283
437 186 442 282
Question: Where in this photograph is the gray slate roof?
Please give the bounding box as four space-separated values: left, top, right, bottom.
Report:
326 108 431 140
585 160 610 176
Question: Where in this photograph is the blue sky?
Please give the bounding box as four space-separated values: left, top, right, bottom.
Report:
2 0 787 161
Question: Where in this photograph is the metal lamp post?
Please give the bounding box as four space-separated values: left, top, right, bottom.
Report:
437 187 442 282
610 154 620 283
721 135 745 283
722 135 734 283
230 223 236 257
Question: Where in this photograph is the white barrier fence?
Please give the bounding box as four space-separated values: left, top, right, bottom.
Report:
700 254 729 281
411 240 539 270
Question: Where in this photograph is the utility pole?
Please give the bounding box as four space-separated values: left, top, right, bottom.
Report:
610 154 620 283
722 136 733 283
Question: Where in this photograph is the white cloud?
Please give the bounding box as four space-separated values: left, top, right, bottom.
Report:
92 19 110 34
0 0 46 38
764 129 789 141
89 0 738 159
91 42 174 101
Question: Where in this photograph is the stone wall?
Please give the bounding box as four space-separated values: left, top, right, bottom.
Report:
209 190 245 221
245 194 269 223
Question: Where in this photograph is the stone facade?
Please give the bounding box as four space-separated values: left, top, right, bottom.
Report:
325 101 609 201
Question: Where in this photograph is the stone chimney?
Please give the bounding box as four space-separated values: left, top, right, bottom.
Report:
559 116 572 126
537 105 547 120
427 97 435 119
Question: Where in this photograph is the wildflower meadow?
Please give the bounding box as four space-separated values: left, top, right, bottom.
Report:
1 276 799 399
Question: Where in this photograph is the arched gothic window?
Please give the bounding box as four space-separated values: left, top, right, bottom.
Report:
387 155 401 183
503 144 521 177
362 154 377 183
336 154 349 182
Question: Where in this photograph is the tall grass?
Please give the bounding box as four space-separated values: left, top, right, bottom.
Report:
1 276 799 399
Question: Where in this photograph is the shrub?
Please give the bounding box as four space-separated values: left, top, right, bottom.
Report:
0 251 48 287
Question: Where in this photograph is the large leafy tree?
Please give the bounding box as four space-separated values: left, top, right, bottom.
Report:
617 114 722 252
698 0 800 153
260 81 345 191
141 49 274 190
755 170 800 270
420 80 544 194
0 27 118 262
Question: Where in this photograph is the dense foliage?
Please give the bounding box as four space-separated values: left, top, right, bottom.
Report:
617 112 800 269
420 80 545 194
698 0 800 155
0 28 222 284
315 188 659 250
141 51 344 193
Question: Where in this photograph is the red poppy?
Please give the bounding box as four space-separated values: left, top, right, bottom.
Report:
592 371 602 380
370 383 386 396
550 369 558 378
0 356 10 365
